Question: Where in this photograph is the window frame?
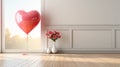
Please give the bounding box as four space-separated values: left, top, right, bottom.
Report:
0 0 45 53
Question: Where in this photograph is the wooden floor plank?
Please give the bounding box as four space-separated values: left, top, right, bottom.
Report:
0 54 120 67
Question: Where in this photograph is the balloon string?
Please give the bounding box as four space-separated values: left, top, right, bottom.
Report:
27 35 28 44
27 35 28 51
23 35 28 55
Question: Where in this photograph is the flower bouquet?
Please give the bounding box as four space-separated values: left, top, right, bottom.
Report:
46 31 61 53
46 31 61 42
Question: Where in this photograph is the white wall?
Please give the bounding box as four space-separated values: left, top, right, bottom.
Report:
45 0 120 25
44 0 120 53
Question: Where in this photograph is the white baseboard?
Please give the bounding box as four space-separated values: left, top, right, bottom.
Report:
58 49 120 53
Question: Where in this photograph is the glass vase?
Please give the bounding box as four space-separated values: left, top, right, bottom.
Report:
46 47 51 54
51 41 57 53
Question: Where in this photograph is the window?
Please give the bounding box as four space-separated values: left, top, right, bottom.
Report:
2 0 42 52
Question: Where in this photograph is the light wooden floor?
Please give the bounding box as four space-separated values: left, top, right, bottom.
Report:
0 54 120 67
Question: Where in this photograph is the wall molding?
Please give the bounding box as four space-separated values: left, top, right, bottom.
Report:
47 24 120 26
46 25 120 53
47 25 120 28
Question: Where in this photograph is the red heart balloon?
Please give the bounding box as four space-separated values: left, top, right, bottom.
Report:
15 10 40 35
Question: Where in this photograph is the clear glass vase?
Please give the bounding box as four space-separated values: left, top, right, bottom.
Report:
46 47 51 54
51 41 57 53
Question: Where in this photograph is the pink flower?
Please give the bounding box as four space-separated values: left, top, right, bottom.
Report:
56 32 60 35
52 35 57 39
46 30 61 42
49 31 53 34
57 35 61 38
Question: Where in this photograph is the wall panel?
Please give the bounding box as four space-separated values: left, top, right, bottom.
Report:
116 30 120 48
73 29 112 48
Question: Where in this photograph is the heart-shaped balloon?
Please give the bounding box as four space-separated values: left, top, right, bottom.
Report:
15 10 40 35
